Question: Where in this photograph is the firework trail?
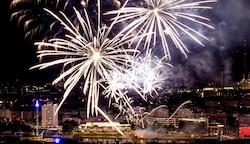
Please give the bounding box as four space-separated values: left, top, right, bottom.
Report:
103 50 173 121
30 0 139 120
128 50 173 96
9 0 120 41
105 0 217 60
10 0 86 41
157 100 192 132
113 102 189 130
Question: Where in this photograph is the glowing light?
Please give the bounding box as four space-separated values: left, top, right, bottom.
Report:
105 0 217 60
30 0 139 120
35 100 39 107
103 50 173 121
54 137 61 143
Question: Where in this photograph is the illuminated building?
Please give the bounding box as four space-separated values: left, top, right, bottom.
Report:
239 127 250 138
238 40 250 98
41 102 58 128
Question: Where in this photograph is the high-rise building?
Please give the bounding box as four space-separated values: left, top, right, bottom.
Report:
41 102 58 128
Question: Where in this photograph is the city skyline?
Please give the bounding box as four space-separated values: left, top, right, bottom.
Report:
0 0 250 87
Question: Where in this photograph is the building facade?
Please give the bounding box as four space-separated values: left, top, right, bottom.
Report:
41 102 58 128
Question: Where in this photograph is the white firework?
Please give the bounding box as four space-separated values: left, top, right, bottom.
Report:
103 50 173 123
128 50 173 96
30 0 139 120
105 0 217 60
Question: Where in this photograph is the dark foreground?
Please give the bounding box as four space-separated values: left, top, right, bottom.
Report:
1 136 250 144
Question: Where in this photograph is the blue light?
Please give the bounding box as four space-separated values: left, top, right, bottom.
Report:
53 138 61 144
35 100 39 107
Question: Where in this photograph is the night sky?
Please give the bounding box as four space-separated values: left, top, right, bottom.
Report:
0 1 37 84
0 0 250 86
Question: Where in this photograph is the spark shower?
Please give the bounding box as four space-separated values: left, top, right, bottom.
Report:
10 0 217 135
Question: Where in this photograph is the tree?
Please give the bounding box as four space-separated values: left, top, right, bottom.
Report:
62 120 78 133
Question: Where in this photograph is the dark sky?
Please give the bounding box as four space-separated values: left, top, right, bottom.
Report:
1 0 250 86
0 0 61 84
0 1 36 84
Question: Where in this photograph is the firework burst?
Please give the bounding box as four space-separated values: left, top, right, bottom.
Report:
105 0 217 60
128 50 173 96
103 50 173 126
30 1 139 119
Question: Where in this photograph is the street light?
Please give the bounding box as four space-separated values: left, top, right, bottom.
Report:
35 100 39 136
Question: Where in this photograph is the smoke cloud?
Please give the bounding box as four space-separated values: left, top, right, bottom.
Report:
166 0 250 87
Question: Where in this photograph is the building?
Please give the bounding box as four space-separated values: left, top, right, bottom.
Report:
239 127 250 138
238 40 250 98
0 109 11 121
41 102 58 128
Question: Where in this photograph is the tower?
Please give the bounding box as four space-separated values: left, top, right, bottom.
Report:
41 102 58 128
243 39 247 80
